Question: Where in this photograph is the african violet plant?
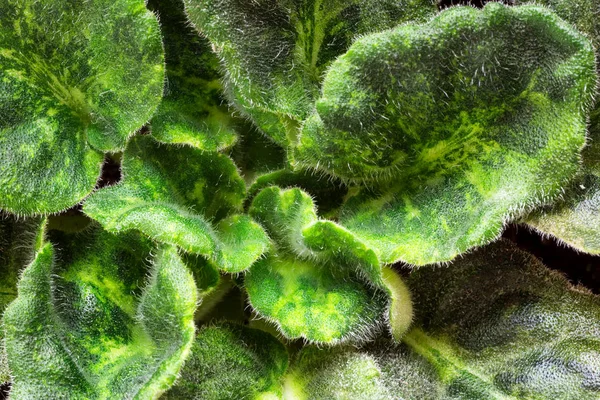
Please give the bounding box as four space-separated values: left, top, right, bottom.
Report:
0 0 599 398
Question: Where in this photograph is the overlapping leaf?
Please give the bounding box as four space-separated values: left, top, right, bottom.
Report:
3 226 197 399
294 4 597 265
0 0 164 214
164 323 289 399
183 0 438 145
285 240 600 399
147 0 238 151
246 187 412 344
516 0 600 253
84 135 269 273
0 214 44 383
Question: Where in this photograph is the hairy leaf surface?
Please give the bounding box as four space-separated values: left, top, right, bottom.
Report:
0 214 44 382
84 136 269 273
164 324 288 399
183 0 438 145
3 227 197 399
147 0 238 150
0 0 164 214
295 4 597 265
517 0 600 253
285 240 600 399
246 187 412 344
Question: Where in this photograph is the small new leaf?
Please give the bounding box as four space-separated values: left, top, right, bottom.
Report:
3 227 197 399
0 0 165 214
84 136 269 273
295 4 597 265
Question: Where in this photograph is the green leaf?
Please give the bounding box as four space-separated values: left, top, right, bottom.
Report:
0 0 164 215
164 323 288 400
147 0 238 151
247 169 348 218
84 135 269 273
3 226 197 399
247 187 412 344
295 3 597 265
514 0 600 253
0 214 44 383
183 0 438 145
286 240 600 399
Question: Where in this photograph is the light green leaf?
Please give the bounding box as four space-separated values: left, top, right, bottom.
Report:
164 323 288 400
0 0 164 215
0 214 45 383
286 240 600 399
183 0 438 145
515 0 600 253
295 3 597 265
246 187 412 344
3 227 197 399
147 0 238 151
84 135 269 273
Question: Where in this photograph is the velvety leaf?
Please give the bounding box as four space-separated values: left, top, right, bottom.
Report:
295 3 597 265
84 135 269 273
147 0 238 151
245 254 388 344
0 214 44 383
164 323 288 399
515 0 600 253
0 0 164 215
247 187 412 344
247 169 347 217
3 226 197 399
183 0 438 145
286 240 600 399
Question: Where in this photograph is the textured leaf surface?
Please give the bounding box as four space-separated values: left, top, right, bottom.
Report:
147 0 238 151
286 240 600 399
184 0 438 145
0 0 164 214
296 3 597 265
247 187 411 344
3 227 197 399
0 214 44 382
84 136 268 273
517 0 600 253
164 324 288 399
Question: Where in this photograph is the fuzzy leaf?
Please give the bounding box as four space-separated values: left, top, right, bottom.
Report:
0 214 44 383
286 240 600 399
3 227 197 399
183 0 438 145
516 0 600 253
247 187 412 344
295 4 597 265
84 136 269 273
164 323 288 399
0 0 164 215
147 0 238 151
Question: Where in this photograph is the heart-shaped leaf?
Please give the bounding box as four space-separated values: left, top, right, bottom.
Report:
295 4 597 265
164 323 289 399
285 240 600 399
84 135 269 273
247 187 412 344
3 226 197 399
147 0 238 151
183 0 438 145
0 0 165 214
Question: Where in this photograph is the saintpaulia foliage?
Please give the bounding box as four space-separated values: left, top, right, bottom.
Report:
0 0 599 398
